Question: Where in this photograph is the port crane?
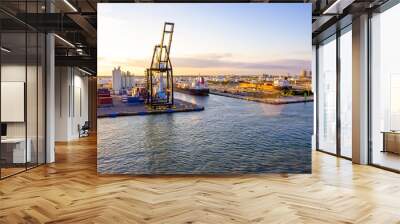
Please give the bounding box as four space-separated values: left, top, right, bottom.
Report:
146 22 174 108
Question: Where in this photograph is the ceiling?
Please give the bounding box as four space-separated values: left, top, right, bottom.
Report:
0 0 391 75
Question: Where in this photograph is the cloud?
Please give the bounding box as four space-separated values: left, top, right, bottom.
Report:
172 57 310 73
98 55 310 75
188 53 234 60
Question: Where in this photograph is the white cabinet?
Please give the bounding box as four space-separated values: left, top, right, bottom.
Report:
1 138 32 163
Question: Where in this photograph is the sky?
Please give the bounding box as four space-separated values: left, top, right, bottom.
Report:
97 3 311 76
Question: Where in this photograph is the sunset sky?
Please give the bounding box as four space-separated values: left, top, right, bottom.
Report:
97 3 311 77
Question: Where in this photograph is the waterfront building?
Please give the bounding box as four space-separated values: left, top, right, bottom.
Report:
300 69 307 78
300 69 312 79
259 74 274 82
97 76 112 89
273 77 290 88
112 67 135 94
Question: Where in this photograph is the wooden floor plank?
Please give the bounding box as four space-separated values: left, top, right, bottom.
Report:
0 135 399 223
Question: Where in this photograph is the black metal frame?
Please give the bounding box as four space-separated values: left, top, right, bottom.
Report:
336 25 341 157
0 0 47 180
315 23 353 162
337 23 352 161
367 10 373 166
0 14 2 179
316 0 400 172
367 0 400 172
146 22 174 108
315 44 319 151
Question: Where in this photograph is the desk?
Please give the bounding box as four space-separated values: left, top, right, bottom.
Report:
1 138 31 163
382 131 400 154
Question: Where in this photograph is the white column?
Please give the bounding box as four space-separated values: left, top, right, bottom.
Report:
312 45 317 150
45 0 56 163
46 33 55 163
352 14 369 164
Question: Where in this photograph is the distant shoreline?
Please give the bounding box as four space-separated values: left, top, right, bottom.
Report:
209 90 313 105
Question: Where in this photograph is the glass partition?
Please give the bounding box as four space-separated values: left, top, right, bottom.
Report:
317 35 337 154
0 2 46 179
1 31 28 177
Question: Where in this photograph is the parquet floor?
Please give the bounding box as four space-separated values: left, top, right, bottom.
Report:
1 135 400 223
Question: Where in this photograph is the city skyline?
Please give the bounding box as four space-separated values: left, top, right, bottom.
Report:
100 65 311 77
98 3 312 77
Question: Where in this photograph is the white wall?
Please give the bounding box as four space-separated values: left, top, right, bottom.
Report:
1 82 25 122
55 67 89 141
1 65 26 81
1 65 37 138
71 73 89 138
1 63 46 164
55 67 69 141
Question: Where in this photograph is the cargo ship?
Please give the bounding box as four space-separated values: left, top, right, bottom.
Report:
176 77 209 96
97 88 113 107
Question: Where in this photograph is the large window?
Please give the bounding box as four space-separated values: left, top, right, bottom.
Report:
370 3 400 171
316 26 353 158
317 36 337 154
339 27 352 158
0 3 46 179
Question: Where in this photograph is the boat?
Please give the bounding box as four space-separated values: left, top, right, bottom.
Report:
122 86 146 105
97 88 113 107
273 77 292 90
176 77 209 96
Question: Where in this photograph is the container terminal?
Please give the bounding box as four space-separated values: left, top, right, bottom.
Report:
97 22 204 118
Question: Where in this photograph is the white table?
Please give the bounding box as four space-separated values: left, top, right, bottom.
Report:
1 138 31 163
382 131 400 154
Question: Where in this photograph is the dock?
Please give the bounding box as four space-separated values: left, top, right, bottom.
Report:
209 91 313 105
97 97 204 118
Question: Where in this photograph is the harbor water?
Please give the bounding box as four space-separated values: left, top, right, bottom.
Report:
98 92 313 174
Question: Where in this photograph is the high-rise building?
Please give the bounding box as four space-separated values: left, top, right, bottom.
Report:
126 71 135 89
300 69 307 78
112 67 135 94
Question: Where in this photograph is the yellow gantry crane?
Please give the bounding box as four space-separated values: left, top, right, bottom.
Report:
146 22 175 108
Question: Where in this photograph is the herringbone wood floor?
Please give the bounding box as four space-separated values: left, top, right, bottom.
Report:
1 135 400 224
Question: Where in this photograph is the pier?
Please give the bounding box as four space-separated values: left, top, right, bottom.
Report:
209 90 313 105
97 22 205 119
97 97 203 118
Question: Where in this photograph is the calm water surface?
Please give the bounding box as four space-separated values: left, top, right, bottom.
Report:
98 93 313 174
